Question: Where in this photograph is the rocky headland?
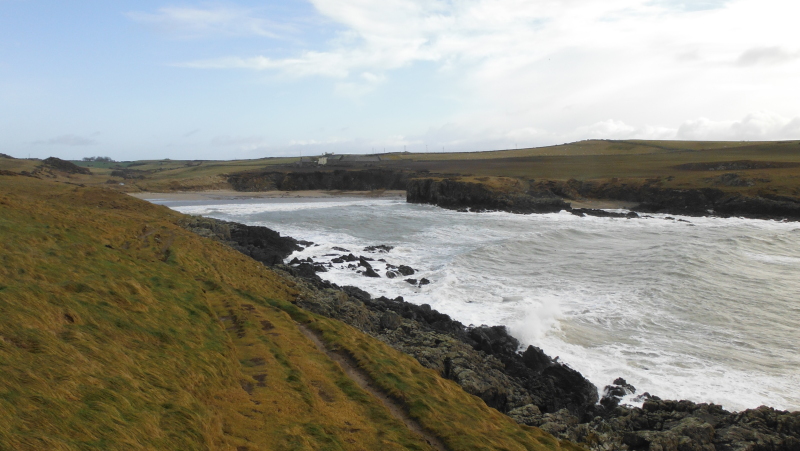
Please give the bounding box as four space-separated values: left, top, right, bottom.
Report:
224 168 800 221
181 215 800 451
407 177 800 221
227 168 413 192
406 177 571 214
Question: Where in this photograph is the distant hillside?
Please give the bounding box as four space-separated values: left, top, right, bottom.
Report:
2 140 799 198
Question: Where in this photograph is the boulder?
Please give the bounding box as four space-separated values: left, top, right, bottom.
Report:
398 265 415 276
363 267 381 278
365 245 394 253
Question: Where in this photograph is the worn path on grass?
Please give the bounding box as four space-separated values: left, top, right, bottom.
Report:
299 324 449 451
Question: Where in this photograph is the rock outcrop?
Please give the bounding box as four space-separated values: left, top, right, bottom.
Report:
531 179 800 221
227 168 411 192
41 157 92 175
406 178 570 214
179 216 303 266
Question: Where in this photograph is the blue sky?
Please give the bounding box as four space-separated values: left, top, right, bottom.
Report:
1 0 799 160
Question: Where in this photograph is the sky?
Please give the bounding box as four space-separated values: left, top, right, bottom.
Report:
1 0 799 160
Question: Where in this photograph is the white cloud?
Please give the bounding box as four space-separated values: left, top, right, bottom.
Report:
127 6 286 39
736 47 800 67
171 0 800 147
177 53 352 77
677 112 800 140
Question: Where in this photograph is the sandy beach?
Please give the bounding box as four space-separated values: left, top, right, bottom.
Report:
128 189 407 202
130 189 639 210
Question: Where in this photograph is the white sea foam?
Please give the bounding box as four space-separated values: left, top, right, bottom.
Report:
167 198 800 412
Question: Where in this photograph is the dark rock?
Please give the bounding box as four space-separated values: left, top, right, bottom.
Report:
344 253 359 262
228 168 412 192
622 431 650 450
365 245 394 253
468 325 520 356
570 208 631 218
522 345 553 373
363 267 380 278
600 377 637 410
333 246 350 252
404 278 418 285
331 257 344 263
398 265 415 276
178 216 301 266
294 262 318 278
419 278 430 286
358 256 373 269
42 157 92 175
341 286 371 302
386 270 400 279
407 178 570 214
380 311 402 330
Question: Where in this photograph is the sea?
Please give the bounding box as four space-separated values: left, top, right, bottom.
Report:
153 196 800 413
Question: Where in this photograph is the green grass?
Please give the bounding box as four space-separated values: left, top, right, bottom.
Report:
0 176 583 450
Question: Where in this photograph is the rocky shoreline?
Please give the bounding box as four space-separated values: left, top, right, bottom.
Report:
181 215 800 451
223 168 800 221
407 177 800 222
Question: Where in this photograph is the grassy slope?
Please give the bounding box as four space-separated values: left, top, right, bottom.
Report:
71 158 299 192
0 176 581 451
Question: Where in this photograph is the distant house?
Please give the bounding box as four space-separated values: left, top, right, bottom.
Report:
318 155 341 165
317 154 381 166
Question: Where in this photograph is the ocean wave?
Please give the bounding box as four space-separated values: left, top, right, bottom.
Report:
156 197 800 412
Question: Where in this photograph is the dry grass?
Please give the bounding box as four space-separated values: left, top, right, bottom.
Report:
0 176 582 450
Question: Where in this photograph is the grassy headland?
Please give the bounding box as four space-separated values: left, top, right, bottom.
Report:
0 174 581 450
4 139 800 198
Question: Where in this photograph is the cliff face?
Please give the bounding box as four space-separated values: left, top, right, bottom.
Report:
407 178 570 214
228 168 410 192
227 167 800 220
533 179 800 220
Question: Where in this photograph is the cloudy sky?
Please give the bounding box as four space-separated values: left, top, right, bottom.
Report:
1 0 799 160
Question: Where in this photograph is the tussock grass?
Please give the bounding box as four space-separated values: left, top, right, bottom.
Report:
0 176 582 450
